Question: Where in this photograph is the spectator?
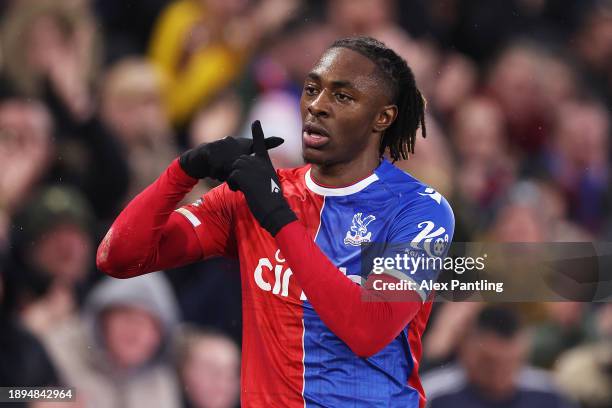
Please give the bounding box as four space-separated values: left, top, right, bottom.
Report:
326 0 442 97
487 192 548 243
149 0 300 124
42 78 130 221
177 326 240 408
593 303 612 340
450 97 516 227
423 306 576 408
394 113 455 199
486 42 553 156
555 341 612 408
327 0 397 36
553 303 612 408
43 274 181 408
0 268 59 388
0 94 53 250
1 0 131 220
164 259 243 344
529 303 592 369
431 52 478 121
421 302 484 370
7 186 95 337
183 92 244 198
189 91 244 154
100 57 179 200
537 51 579 110
0 0 99 116
538 99 610 233
239 91 305 168
572 3 612 104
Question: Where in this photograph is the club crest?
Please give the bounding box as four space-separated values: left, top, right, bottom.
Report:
344 212 376 246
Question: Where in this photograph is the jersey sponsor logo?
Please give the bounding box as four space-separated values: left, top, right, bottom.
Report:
271 179 280 193
418 187 442 204
344 212 376 246
254 250 307 299
411 221 449 257
253 251 358 300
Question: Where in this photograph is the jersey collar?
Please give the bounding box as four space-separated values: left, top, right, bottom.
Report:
304 162 384 196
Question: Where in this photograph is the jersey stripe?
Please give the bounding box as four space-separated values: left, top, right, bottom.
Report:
302 195 326 407
175 207 201 227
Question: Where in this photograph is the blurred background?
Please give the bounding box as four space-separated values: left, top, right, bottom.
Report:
0 0 611 407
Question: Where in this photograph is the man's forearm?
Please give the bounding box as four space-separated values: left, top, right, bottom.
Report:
97 159 202 278
275 221 422 358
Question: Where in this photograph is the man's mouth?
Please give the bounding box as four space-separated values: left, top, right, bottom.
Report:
303 123 330 148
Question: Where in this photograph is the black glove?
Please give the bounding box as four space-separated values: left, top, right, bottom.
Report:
227 121 297 236
179 132 284 180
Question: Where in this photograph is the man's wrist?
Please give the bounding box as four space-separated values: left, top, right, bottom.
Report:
170 158 200 187
264 206 298 237
179 149 210 179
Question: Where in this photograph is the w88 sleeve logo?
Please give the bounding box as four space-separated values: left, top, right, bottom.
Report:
411 221 449 258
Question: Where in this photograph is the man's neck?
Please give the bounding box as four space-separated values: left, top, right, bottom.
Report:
310 155 380 187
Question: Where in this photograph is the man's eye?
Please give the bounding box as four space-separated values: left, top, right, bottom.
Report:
304 85 318 96
335 93 352 102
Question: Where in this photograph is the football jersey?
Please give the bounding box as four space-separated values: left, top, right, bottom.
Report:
176 158 455 408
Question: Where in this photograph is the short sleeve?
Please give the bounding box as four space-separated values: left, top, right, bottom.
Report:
374 192 455 301
175 183 238 259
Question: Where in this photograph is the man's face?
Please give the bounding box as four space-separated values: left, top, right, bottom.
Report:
461 331 526 400
0 101 52 144
300 47 391 166
182 337 240 408
102 306 162 369
31 223 92 285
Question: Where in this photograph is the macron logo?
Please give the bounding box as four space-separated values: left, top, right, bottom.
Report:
418 187 442 204
271 179 280 193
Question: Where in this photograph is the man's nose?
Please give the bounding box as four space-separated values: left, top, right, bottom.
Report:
307 92 330 118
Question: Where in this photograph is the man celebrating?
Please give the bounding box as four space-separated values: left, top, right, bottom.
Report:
98 37 454 407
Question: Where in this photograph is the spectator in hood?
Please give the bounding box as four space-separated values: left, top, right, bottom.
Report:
42 273 181 408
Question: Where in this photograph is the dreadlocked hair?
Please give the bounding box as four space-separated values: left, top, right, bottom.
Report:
329 36 426 161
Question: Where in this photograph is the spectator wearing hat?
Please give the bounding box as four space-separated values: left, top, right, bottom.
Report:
422 306 576 408
6 186 95 337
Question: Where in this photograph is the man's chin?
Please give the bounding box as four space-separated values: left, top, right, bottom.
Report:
302 149 327 165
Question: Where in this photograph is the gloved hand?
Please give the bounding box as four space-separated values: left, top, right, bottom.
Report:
179 132 284 180
227 121 297 236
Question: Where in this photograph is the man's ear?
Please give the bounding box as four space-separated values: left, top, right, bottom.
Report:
373 105 398 133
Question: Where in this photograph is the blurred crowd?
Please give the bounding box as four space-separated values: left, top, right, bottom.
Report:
0 0 611 407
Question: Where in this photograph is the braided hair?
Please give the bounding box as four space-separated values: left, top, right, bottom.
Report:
329 36 426 161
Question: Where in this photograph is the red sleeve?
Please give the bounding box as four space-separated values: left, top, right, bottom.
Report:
174 183 238 259
275 221 422 358
97 159 203 278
